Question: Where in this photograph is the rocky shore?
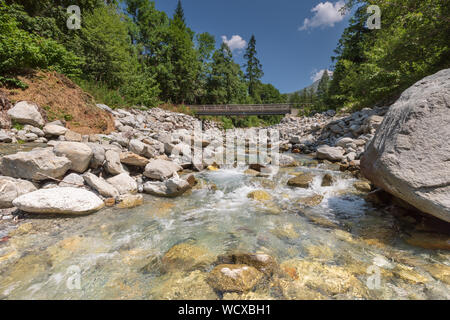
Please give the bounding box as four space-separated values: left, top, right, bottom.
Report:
0 69 449 225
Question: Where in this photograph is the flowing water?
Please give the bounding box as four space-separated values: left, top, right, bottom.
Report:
0 154 449 300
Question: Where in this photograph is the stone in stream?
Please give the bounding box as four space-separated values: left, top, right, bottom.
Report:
120 152 149 167
162 242 215 272
0 148 71 181
321 173 334 187
216 253 279 276
53 142 93 173
206 264 263 293
106 173 137 195
0 176 37 208
143 175 191 198
144 159 182 181
247 190 272 201
7 101 44 127
353 181 372 193
12 187 104 215
316 145 345 162
361 68 450 223
116 194 144 209
287 172 314 188
83 172 119 198
296 194 324 207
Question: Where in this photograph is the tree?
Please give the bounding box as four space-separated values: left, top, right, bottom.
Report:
174 0 185 24
244 35 263 99
316 70 330 106
206 43 247 104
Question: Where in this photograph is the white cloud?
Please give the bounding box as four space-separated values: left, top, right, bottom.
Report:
221 35 247 52
299 1 347 31
311 69 333 82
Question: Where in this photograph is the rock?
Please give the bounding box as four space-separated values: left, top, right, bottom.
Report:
64 130 82 142
86 143 105 169
83 172 119 198
393 264 429 284
361 69 450 222
0 148 71 181
0 131 12 143
207 264 263 293
287 173 314 188
120 152 149 167
353 181 371 193
43 124 67 136
278 154 297 167
53 142 93 173
216 253 278 276
117 194 144 209
0 176 37 208
104 150 124 175
58 173 84 188
296 194 324 207
207 165 219 171
106 173 137 195
143 175 191 198
12 187 104 215
244 169 259 176
321 173 334 186
144 159 182 181
316 145 344 162
7 101 44 127
162 242 214 272
247 190 272 201
404 231 450 250
129 139 158 158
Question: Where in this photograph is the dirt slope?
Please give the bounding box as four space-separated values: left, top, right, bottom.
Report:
0 71 115 134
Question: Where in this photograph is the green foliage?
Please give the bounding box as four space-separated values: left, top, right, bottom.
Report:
244 35 264 98
330 0 450 110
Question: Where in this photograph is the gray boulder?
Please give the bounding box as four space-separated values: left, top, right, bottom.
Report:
143 175 191 197
361 68 450 222
0 176 37 208
12 187 104 215
104 150 124 175
43 123 67 136
53 142 93 173
59 173 85 188
0 148 71 181
316 145 344 162
7 101 44 127
144 159 182 181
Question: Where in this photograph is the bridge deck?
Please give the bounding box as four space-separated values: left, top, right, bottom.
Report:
189 104 293 116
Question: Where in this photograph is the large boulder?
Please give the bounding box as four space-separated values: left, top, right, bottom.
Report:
144 159 182 181
12 187 104 215
361 69 450 222
104 150 124 175
0 176 37 208
7 101 44 127
53 142 93 173
143 174 191 197
0 148 71 181
120 152 149 167
43 123 67 136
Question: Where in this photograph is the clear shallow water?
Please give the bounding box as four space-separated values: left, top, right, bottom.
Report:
0 154 449 300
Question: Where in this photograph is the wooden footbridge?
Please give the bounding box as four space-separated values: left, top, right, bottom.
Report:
189 104 297 116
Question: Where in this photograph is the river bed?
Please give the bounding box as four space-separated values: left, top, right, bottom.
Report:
0 154 449 300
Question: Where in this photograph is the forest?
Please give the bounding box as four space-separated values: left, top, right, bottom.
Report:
1 0 449 125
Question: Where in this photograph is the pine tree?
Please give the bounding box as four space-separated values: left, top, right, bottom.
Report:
317 70 330 103
243 35 263 99
174 0 185 24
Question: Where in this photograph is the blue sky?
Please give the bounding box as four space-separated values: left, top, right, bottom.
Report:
152 0 352 93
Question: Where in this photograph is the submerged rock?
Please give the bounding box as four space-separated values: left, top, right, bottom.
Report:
162 242 214 272
296 194 324 207
117 194 144 209
207 264 263 293
12 187 104 215
361 69 450 222
247 190 272 201
0 176 37 208
0 148 71 181
216 253 278 276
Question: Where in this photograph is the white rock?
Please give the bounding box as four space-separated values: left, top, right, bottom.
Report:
144 159 182 181
0 176 37 208
12 187 104 215
53 142 93 173
83 172 119 198
7 101 44 127
106 173 137 195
